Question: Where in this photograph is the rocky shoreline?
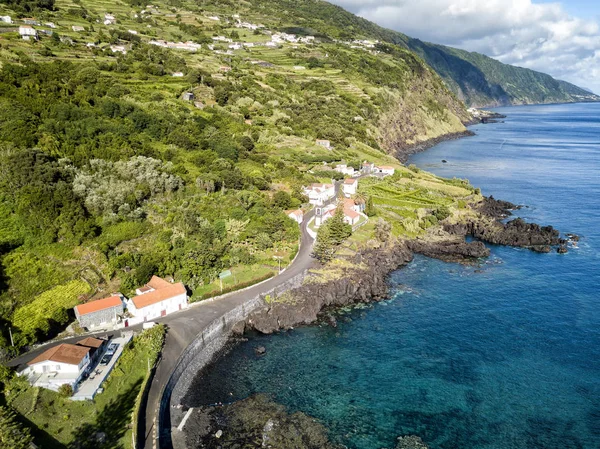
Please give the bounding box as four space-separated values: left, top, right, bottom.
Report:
395 130 476 163
179 196 574 448
241 196 570 336
181 394 430 449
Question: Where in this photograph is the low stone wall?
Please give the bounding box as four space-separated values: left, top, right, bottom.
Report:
158 272 306 449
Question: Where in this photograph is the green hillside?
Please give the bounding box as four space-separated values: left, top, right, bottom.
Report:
241 0 598 107
0 0 476 357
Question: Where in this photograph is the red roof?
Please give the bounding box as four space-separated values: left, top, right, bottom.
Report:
28 344 90 366
132 276 186 309
344 209 360 219
344 178 357 184
285 209 303 217
75 295 122 316
76 337 105 349
378 165 395 170
147 275 172 289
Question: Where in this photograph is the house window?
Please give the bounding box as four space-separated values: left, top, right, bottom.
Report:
56 365 61 371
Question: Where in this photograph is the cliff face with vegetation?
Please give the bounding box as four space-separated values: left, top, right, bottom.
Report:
403 39 599 107
259 0 599 107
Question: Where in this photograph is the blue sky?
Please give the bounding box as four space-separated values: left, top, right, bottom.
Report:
330 0 600 93
537 0 599 18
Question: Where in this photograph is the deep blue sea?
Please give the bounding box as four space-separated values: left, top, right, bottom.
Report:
184 103 600 449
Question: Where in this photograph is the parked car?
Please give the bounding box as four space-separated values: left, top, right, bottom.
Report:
100 353 113 366
143 321 156 329
106 343 119 356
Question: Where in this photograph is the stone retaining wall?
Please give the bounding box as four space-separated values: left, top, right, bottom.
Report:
158 271 306 448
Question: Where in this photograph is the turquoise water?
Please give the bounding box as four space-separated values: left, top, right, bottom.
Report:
184 103 600 449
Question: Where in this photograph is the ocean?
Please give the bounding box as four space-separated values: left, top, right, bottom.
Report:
183 103 600 449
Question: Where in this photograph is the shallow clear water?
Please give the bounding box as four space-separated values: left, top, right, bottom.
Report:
184 103 600 449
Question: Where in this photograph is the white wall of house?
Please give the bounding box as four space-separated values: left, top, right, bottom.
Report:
305 185 335 206
29 356 88 375
127 292 187 323
287 212 303 224
342 182 357 197
343 214 360 226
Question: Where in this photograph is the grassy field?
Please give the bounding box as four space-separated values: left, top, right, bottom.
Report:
6 326 165 449
191 264 276 300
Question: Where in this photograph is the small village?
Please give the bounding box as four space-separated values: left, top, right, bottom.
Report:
12 157 396 401
3 6 382 63
15 275 187 400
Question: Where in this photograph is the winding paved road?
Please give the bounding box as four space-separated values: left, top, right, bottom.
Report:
8 181 343 449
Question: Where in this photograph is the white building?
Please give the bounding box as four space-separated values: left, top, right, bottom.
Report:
335 164 356 176
0 16 12 24
285 209 304 224
375 165 395 176
104 14 116 25
172 72 184 77
74 294 125 330
45 22 56 28
126 276 187 325
21 344 91 392
315 139 332 150
361 161 375 174
128 29 138 35
110 45 127 54
303 183 335 206
19 25 38 40
342 178 358 197
343 208 361 226
72 25 85 32
315 203 337 227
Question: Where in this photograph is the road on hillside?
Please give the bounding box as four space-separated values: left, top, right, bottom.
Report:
8 179 345 449
141 181 346 449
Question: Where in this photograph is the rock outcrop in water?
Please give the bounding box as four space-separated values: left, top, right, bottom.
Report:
389 435 430 449
407 239 490 262
444 196 566 252
182 394 341 449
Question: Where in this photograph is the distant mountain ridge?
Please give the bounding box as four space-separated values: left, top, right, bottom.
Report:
402 38 599 107
266 0 599 107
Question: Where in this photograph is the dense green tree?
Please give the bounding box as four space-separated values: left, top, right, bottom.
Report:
272 191 293 209
327 206 352 245
365 196 376 217
313 225 335 262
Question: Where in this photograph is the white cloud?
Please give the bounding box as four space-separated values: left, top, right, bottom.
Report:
329 0 600 93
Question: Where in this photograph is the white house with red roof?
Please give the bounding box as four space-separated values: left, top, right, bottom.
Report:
303 183 335 206
74 294 124 330
285 209 304 224
315 139 332 150
342 178 358 197
343 208 361 226
20 343 91 391
375 165 395 176
126 276 187 324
